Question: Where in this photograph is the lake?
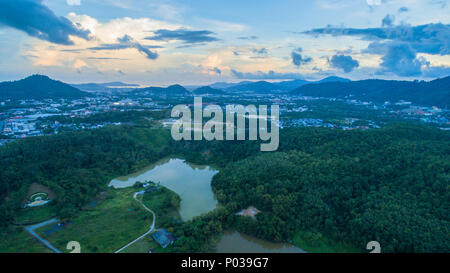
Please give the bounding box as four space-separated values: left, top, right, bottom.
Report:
216 231 305 253
109 158 218 221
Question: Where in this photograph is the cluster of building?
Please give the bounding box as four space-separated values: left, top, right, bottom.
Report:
0 96 169 139
1 117 42 138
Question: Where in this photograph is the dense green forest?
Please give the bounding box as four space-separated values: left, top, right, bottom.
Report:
0 122 448 252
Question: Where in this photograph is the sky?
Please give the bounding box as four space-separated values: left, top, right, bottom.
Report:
0 0 449 86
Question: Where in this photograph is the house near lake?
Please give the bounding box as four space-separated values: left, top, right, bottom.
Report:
152 229 176 248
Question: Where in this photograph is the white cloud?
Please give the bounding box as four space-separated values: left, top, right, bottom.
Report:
67 13 177 42
73 59 87 69
67 0 81 6
194 18 247 32
366 0 382 6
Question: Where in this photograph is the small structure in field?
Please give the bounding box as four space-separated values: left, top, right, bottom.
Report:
23 192 52 208
22 183 56 208
152 229 176 248
237 206 261 219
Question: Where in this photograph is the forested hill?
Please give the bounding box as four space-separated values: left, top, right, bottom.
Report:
291 76 450 108
133 84 192 96
0 75 89 100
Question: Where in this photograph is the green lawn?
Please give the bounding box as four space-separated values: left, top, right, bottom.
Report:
121 236 162 253
118 186 181 253
292 230 361 253
0 227 52 253
14 204 57 224
35 188 153 253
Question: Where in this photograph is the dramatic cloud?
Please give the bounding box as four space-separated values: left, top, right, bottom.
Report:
382 14 395 27
303 23 450 76
291 48 312 67
367 42 426 76
89 35 159 60
231 69 305 80
0 0 90 45
329 55 359 73
145 28 219 44
303 23 450 55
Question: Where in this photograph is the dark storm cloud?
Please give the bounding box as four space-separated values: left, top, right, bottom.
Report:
382 14 395 27
88 35 159 60
329 55 359 73
366 42 426 76
303 23 450 76
145 29 219 44
0 0 90 45
303 23 450 55
291 48 312 67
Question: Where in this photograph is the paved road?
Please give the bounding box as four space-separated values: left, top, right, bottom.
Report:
25 218 62 253
114 192 156 253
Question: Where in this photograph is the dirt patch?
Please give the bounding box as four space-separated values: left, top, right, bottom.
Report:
22 183 56 206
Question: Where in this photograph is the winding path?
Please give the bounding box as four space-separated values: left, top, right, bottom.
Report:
114 192 156 253
25 218 62 253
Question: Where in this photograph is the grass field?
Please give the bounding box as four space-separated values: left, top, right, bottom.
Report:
119 186 181 253
292 230 361 253
121 236 162 253
32 185 181 253
35 187 153 253
0 227 52 253
14 204 57 224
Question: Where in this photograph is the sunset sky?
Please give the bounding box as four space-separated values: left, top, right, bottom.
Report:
0 0 449 85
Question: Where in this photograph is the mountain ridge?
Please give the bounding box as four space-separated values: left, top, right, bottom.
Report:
291 76 450 107
0 75 89 100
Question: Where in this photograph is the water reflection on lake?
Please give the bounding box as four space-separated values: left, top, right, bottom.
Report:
216 231 305 253
109 158 218 221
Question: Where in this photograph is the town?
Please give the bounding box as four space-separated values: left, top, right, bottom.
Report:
1 88 448 146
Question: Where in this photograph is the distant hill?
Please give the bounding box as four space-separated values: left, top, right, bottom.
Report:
291 76 450 108
0 75 89 100
135 84 192 96
209 81 252 89
272 79 310 90
219 76 350 93
72 82 140 93
192 86 225 95
225 81 277 93
101 82 139 87
315 76 351 84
